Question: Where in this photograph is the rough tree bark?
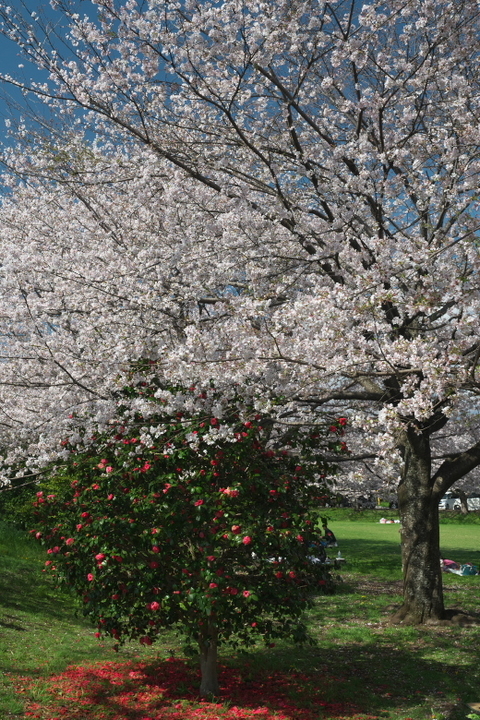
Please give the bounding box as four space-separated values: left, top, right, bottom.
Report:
198 619 220 696
394 426 445 624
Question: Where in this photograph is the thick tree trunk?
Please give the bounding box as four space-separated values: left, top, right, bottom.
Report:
198 620 219 696
394 427 445 624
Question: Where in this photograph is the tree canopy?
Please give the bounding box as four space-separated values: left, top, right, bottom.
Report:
0 0 480 621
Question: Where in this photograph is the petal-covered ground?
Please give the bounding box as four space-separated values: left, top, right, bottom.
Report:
11 657 381 720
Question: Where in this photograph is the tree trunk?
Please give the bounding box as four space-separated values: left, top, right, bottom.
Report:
394 426 445 624
457 490 469 515
198 620 219 696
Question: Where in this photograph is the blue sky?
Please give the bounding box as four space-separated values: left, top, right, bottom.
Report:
0 1 95 130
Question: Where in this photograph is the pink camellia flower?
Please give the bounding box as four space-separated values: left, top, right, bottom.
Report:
207 555 215 562
296 534 304 542
105 466 114 473
45 560 52 567
220 487 239 497
107 493 115 500
231 525 242 534
209 582 218 589
243 590 251 598
149 601 160 611
242 536 252 545
95 553 106 561
87 573 94 581
35 532 42 540
65 538 75 546
151 546 160 553
91 483 100 490
194 499 204 506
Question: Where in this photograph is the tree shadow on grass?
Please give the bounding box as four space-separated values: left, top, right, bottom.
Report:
0 565 80 623
332 537 402 578
12 637 480 720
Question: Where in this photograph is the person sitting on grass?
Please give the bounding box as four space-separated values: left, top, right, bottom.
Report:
322 523 338 547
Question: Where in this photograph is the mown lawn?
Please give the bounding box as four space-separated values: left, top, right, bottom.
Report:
0 517 479 720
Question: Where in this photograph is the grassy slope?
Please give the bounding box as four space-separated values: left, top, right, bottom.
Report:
0 524 164 717
1 518 479 720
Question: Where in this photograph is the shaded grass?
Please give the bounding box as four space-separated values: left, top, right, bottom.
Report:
1 520 480 720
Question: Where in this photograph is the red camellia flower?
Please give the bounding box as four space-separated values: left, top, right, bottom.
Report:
194 499 204 506
152 546 160 553
288 571 296 579
95 553 106 561
209 582 218 589
65 538 75 546
140 636 153 646
231 525 242 534
76 524 83 531
80 512 90 519
242 536 252 545
149 601 160 611
149 561 159 569
338 417 348 426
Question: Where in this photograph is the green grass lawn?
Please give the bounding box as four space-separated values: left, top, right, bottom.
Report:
1 518 479 720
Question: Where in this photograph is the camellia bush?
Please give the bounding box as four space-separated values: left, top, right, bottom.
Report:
31 384 344 695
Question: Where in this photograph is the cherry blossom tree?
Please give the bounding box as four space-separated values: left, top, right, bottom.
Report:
1 0 480 624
